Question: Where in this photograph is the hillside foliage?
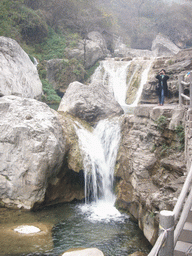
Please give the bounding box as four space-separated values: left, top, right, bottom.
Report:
1 0 192 103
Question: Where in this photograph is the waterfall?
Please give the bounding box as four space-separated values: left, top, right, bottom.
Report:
130 59 153 107
75 118 122 221
91 57 154 112
102 61 131 106
74 57 153 221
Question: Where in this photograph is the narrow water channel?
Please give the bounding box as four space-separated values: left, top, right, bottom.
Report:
0 203 151 256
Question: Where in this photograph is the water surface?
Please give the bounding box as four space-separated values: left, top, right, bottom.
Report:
0 203 151 256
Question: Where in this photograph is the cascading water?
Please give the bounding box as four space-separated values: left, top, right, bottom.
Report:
75 118 122 221
130 59 153 107
91 57 154 112
75 57 154 221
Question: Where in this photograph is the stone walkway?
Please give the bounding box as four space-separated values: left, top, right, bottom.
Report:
174 208 192 256
174 107 192 256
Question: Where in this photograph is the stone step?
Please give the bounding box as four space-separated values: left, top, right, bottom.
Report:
178 222 192 243
174 241 192 256
187 210 192 223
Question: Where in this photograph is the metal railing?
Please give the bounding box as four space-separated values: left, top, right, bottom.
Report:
148 164 192 256
179 73 192 107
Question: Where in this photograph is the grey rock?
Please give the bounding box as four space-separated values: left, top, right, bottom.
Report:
58 81 124 125
0 36 42 99
0 96 66 209
67 31 109 68
151 34 181 56
46 59 65 91
114 42 154 58
116 106 186 245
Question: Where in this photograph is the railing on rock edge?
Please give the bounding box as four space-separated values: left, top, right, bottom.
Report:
179 73 192 107
148 164 192 256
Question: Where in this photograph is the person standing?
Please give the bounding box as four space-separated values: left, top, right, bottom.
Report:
156 69 169 106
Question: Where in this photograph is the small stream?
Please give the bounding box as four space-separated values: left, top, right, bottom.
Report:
0 203 151 256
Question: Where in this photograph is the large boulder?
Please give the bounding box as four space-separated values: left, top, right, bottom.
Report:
58 81 124 125
0 36 42 99
0 96 66 209
151 34 180 56
66 31 109 69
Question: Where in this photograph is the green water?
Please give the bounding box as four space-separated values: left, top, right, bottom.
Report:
0 203 151 256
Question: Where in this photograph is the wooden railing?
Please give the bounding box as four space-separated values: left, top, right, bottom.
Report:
148 164 192 256
179 73 192 107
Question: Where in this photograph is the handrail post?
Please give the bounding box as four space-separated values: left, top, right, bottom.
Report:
159 210 175 256
179 75 182 106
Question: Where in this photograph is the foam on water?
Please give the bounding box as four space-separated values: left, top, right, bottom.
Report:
75 118 121 204
79 200 127 223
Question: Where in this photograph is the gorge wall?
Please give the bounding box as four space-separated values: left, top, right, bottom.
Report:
115 105 187 245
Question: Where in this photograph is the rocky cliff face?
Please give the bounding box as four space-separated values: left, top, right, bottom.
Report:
0 37 42 99
115 105 186 244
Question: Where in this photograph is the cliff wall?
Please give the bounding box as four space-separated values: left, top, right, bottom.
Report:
115 105 187 245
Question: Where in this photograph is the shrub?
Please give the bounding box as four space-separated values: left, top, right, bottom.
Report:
41 79 61 104
84 61 100 81
156 115 167 132
175 125 185 151
39 28 66 60
20 8 48 43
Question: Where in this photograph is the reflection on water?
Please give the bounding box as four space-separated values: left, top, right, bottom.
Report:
0 203 151 256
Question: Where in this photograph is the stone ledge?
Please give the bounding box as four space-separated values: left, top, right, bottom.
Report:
134 104 185 129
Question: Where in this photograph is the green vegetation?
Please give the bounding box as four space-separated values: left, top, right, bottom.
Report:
1 0 192 103
0 0 116 104
156 115 167 132
41 79 61 103
160 143 170 156
40 28 66 60
175 124 185 151
85 62 100 81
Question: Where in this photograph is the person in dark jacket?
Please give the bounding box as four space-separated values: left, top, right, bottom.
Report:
156 69 169 106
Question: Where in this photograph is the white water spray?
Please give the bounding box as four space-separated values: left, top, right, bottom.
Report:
102 61 131 105
75 118 122 221
130 59 153 107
